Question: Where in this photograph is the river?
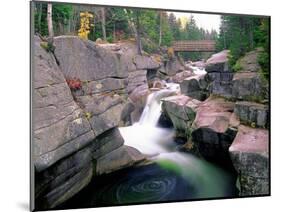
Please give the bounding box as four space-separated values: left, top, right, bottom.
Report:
57 67 237 209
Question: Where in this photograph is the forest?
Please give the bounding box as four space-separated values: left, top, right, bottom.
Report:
34 2 269 78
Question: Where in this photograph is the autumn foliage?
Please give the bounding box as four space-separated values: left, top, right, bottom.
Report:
78 11 94 40
66 78 82 90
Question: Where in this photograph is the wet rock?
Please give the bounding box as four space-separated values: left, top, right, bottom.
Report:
192 60 206 69
35 147 93 209
160 57 185 76
91 128 124 159
229 125 269 196
207 71 234 99
180 75 209 101
234 101 269 128
151 80 166 89
127 70 147 93
134 55 161 70
96 146 145 175
205 50 234 98
205 50 230 73
129 84 150 123
161 95 201 138
232 71 268 101
168 70 193 83
120 101 135 126
191 97 237 166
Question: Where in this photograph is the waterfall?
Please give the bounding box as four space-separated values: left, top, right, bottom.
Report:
118 81 235 200
139 86 179 126
119 83 180 156
63 81 237 208
190 65 207 76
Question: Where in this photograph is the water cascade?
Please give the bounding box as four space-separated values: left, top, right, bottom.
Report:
116 82 236 203
59 82 237 209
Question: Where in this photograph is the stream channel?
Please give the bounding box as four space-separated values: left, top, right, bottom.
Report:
57 68 238 209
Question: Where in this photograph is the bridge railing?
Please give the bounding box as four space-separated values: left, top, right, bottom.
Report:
172 40 216 52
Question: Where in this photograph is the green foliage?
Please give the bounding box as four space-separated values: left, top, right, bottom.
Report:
256 19 270 80
84 112 92 120
34 2 73 36
258 51 269 79
141 38 159 54
233 60 242 72
40 41 55 52
216 15 270 77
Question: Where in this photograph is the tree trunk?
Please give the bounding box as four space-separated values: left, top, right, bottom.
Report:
37 3 42 34
101 8 107 41
158 12 162 47
113 23 116 42
47 3 54 38
249 19 254 49
135 11 142 55
123 9 142 55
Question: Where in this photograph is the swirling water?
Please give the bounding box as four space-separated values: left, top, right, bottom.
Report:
58 82 237 209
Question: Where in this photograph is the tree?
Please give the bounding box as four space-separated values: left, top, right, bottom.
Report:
158 11 162 47
78 11 94 40
47 3 54 38
101 7 107 41
135 10 142 55
216 15 269 79
168 13 181 41
123 9 142 54
37 3 43 33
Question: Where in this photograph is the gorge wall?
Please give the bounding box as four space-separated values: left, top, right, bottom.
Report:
161 49 269 196
33 35 186 209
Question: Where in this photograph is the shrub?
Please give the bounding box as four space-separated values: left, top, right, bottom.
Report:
233 60 242 72
40 41 55 53
66 78 82 90
258 51 269 80
167 47 175 59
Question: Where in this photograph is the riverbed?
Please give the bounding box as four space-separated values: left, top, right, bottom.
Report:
56 69 238 210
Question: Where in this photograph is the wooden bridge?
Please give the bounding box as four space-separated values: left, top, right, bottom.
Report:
172 40 216 52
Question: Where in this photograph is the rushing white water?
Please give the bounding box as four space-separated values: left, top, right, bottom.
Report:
119 83 179 155
118 81 234 198
190 66 207 76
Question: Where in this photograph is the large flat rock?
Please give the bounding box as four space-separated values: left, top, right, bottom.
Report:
34 36 144 209
127 70 147 93
234 101 269 128
54 36 128 81
161 95 201 138
34 36 97 209
35 146 93 209
232 71 268 101
180 74 209 101
134 54 161 70
205 50 230 73
160 58 184 76
229 125 269 196
96 145 145 175
33 36 96 172
191 97 237 165
235 49 263 72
